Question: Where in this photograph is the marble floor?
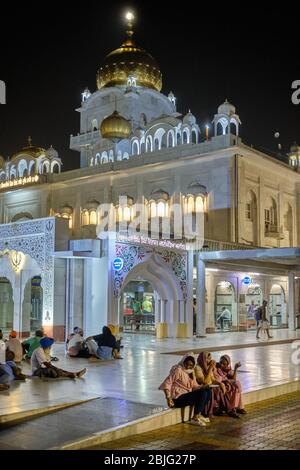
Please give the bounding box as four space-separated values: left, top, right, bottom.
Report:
1 329 300 419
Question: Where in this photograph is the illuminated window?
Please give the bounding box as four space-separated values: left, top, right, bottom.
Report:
184 195 205 214
117 196 134 223
89 210 97 225
157 201 165 217
150 201 156 218
82 210 89 226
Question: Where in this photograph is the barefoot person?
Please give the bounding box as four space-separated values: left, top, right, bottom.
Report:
256 300 273 339
216 355 246 416
31 337 86 379
0 351 26 391
159 354 212 426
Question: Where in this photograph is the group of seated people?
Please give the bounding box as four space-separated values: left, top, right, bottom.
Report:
159 351 246 426
66 325 123 360
0 329 86 391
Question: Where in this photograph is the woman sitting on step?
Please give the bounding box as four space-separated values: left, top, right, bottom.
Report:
215 355 247 417
159 354 212 427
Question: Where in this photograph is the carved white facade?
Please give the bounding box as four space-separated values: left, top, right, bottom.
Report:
0 17 299 341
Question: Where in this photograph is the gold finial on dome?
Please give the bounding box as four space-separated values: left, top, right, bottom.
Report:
96 12 162 92
27 136 32 147
125 11 135 38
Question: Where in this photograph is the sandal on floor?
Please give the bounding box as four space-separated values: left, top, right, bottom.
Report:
236 408 247 415
228 410 240 419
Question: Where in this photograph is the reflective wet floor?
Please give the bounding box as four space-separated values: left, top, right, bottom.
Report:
0 330 299 423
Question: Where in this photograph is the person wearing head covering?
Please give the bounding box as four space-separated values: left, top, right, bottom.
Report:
195 351 226 417
67 328 91 358
86 326 122 360
216 355 246 416
159 353 212 426
22 330 45 359
31 337 86 379
6 331 23 363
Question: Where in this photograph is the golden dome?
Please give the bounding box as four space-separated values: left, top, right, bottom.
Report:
11 136 46 161
100 110 131 140
96 14 162 92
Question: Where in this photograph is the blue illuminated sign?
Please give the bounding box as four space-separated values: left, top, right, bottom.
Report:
242 276 252 286
113 258 124 271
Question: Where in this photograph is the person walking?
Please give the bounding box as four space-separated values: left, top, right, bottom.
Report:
256 300 273 339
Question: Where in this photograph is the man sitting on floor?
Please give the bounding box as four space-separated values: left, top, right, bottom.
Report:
0 351 26 391
31 337 86 379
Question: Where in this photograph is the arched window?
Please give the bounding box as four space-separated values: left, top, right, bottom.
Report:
146 136 153 152
167 131 174 148
150 201 157 218
177 132 181 145
132 141 139 156
82 210 89 226
183 129 189 144
154 138 160 151
52 164 59 174
217 121 224 136
265 197 277 233
89 210 97 226
29 161 35 176
192 130 198 144
18 159 28 178
101 152 108 164
91 119 98 131
230 121 238 135
42 162 49 174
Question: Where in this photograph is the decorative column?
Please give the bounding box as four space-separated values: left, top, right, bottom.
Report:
196 255 206 336
288 272 296 330
157 299 168 338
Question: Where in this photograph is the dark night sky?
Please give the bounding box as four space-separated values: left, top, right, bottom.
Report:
0 1 299 171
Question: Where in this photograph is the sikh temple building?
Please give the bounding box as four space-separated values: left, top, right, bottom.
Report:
1 14 300 341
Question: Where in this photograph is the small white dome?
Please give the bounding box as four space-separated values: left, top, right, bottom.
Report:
183 110 196 126
46 145 59 159
218 99 236 116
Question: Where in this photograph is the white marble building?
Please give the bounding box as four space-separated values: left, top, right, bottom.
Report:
0 15 299 341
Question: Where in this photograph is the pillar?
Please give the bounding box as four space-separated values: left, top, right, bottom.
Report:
288 272 296 330
196 256 206 336
156 299 168 338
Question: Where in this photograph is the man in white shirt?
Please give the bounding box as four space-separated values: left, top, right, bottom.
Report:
217 307 232 330
32 337 86 379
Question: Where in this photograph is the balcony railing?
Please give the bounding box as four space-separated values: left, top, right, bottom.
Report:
70 131 99 148
264 224 285 239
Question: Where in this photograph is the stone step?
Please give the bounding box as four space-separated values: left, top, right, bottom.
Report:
54 379 300 450
0 395 99 428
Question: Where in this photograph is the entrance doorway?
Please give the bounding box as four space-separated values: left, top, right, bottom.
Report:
0 277 14 334
215 281 236 331
269 284 287 328
22 276 43 336
121 280 155 333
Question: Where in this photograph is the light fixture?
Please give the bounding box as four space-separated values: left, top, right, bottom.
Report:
125 12 134 21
